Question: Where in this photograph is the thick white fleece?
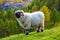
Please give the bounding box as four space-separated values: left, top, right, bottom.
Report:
15 10 44 29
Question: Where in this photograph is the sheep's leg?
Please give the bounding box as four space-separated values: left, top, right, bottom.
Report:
36 25 40 32
24 21 31 35
24 29 29 35
37 27 40 32
40 25 44 32
40 19 44 32
24 25 29 35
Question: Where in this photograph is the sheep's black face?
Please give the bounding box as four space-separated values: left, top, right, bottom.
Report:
15 12 24 18
15 12 20 18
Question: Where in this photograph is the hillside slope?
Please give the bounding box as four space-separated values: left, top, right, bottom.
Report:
0 27 60 40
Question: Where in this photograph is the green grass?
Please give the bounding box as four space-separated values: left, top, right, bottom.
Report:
0 26 60 40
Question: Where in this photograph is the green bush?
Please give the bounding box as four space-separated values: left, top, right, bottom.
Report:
40 5 51 29
0 9 23 38
50 8 60 25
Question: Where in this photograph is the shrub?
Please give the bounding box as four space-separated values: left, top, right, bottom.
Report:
40 5 51 29
0 9 23 38
50 8 60 25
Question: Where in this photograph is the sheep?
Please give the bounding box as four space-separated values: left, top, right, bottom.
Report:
14 10 45 35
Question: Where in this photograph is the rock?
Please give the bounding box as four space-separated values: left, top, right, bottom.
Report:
0 2 25 10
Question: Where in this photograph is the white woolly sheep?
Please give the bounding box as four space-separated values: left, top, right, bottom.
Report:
15 10 45 35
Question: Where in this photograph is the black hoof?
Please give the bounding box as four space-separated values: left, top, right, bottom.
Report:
41 29 43 32
24 29 29 35
37 30 39 32
25 33 28 35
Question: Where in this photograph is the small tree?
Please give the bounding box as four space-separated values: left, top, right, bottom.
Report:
40 5 50 22
40 5 51 28
1 10 7 21
32 4 38 12
50 8 59 25
7 9 14 20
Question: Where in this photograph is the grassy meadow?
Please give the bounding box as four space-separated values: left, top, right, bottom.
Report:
0 24 60 40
